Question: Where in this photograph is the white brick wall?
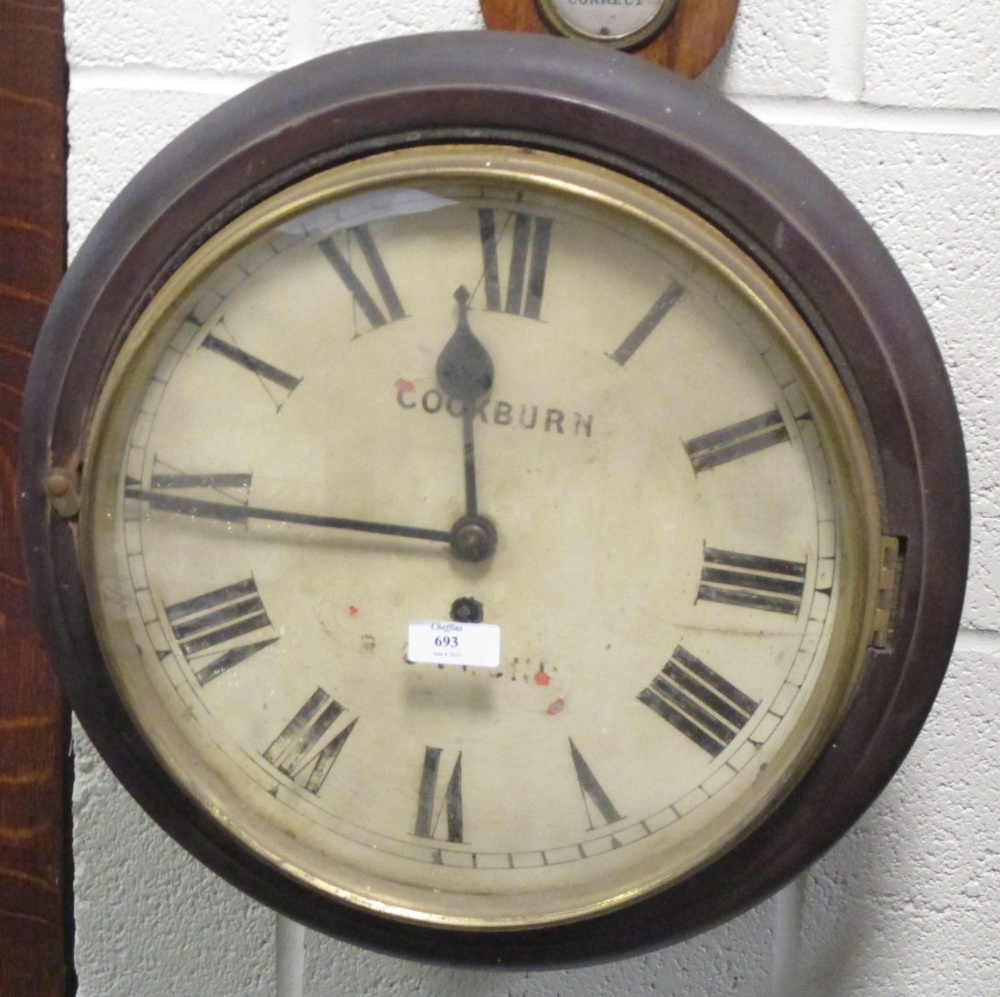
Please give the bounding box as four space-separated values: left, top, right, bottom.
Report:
67 2 1000 993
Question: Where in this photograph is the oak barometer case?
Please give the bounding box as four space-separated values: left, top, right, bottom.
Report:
19 32 968 965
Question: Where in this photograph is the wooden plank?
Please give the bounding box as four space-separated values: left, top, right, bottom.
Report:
0 0 71 994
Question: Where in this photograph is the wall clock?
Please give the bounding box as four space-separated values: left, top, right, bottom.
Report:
19 32 968 966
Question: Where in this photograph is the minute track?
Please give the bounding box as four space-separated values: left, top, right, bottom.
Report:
124 485 454 544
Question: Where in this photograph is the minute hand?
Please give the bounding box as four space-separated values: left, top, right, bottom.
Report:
125 487 453 544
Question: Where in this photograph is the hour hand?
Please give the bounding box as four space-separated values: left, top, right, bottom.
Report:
436 286 494 524
436 286 494 406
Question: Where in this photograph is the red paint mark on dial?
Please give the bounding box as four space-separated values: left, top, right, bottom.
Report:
546 698 565 716
348 605 359 616
394 377 415 393
534 664 550 686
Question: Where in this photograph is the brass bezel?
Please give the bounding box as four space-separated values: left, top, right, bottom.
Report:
80 144 882 931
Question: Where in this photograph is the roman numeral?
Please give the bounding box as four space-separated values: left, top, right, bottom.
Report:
200 330 302 409
263 688 358 795
607 279 685 366
638 646 759 757
149 470 253 491
698 547 807 616
684 407 790 473
414 747 463 843
201 332 301 393
318 224 405 331
125 463 253 522
163 576 277 684
478 209 553 320
569 739 622 829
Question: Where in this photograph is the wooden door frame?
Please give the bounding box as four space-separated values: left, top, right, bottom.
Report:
0 0 72 994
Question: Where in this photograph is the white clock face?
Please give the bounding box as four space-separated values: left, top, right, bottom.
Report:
539 0 676 44
82 146 880 928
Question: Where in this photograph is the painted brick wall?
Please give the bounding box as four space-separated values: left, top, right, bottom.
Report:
66 1 1000 993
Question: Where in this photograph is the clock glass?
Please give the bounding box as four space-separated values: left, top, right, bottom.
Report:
80 145 881 929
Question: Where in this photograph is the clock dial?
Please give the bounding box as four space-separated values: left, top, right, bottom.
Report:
79 146 881 929
535 0 678 48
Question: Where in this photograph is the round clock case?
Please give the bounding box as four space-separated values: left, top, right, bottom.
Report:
19 32 968 966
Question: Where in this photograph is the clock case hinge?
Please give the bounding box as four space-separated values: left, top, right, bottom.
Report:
871 535 904 649
45 465 82 519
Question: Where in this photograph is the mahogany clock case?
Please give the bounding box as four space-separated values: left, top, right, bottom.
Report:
18 32 969 965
